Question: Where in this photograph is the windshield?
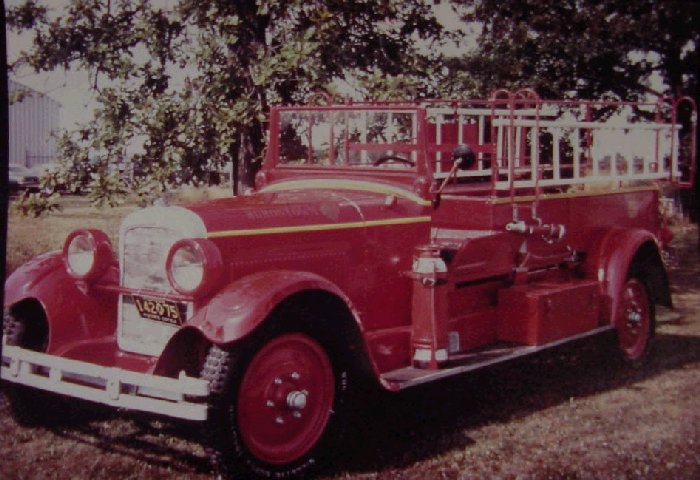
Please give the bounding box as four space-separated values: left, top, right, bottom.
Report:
277 109 419 169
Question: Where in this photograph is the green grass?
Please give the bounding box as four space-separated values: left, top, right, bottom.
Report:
6 197 137 275
5 186 233 276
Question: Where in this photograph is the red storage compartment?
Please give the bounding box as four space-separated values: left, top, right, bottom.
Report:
497 281 601 345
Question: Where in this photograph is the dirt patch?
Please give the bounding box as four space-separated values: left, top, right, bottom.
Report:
1 225 699 479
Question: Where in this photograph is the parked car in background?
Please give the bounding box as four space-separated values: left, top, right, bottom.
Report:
29 162 56 178
28 162 69 193
8 164 40 194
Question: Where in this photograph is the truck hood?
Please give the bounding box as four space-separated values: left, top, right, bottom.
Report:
184 180 430 238
119 179 431 243
184 188 370 237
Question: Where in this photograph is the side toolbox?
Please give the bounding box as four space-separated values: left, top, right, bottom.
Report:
497 281 602 345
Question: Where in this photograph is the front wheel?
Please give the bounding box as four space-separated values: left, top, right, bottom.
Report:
202 332 350 478
616 277 654 367
2 307 71 427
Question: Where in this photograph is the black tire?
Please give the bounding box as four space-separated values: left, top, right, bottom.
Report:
2 309 64 427
201 330 351 479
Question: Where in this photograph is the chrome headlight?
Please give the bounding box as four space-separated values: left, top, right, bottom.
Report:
166 239 222 296
63 229 113 281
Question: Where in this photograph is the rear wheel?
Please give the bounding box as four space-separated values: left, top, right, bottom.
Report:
616 277 654 367
202 331 350 478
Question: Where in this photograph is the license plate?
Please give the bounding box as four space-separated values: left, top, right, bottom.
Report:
132 295 187 326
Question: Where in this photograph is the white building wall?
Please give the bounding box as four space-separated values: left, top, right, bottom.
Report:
8 80 61 168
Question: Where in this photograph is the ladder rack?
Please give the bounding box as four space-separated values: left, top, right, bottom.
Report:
427 92 697 193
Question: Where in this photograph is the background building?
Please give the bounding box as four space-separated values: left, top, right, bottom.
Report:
8 79 61 168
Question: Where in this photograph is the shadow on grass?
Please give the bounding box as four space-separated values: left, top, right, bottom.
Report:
327 330 700 476
0 393 213 476
47 412 214 476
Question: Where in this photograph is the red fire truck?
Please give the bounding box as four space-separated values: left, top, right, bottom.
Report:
2 90 697 478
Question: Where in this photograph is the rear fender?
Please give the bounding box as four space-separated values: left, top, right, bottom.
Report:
584 228 669 328
4 252 119 354
184 270 362 346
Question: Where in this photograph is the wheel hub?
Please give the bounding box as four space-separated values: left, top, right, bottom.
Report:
286 390 308 410
626 308 642 329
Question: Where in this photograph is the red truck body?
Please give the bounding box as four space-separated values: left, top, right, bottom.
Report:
2 90 696 477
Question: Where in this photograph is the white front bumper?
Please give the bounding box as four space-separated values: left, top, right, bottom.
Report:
1 345 210 421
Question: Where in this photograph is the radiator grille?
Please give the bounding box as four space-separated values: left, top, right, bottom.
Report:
121 226 181 292
119 225 189 355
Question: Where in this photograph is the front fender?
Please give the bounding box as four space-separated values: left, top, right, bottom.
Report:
5 252 119 354
186 270 358 345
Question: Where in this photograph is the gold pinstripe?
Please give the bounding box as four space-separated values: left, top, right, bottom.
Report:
207 216 432 238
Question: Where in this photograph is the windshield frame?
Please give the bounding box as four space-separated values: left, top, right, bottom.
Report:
267 105 431 178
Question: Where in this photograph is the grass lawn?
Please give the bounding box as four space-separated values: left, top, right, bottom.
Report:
5 197 137 276
5 186 232 276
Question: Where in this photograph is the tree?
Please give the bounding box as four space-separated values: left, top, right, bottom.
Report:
451 0 699 99
451 0 700 219
7 0 443 206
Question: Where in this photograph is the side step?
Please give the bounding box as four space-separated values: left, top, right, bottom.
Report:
380 326 614 391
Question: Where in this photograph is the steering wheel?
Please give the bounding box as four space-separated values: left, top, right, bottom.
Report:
372 155 416 167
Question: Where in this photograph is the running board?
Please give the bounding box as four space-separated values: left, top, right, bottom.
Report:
381 326 614 391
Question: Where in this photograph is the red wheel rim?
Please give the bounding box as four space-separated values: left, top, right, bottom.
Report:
237 333 335 465
617 279 651 361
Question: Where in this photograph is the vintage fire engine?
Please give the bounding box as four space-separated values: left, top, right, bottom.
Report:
2 89 697 477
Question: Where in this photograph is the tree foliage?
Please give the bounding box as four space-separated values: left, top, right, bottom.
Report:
7 0 443 207
454 0 700 101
